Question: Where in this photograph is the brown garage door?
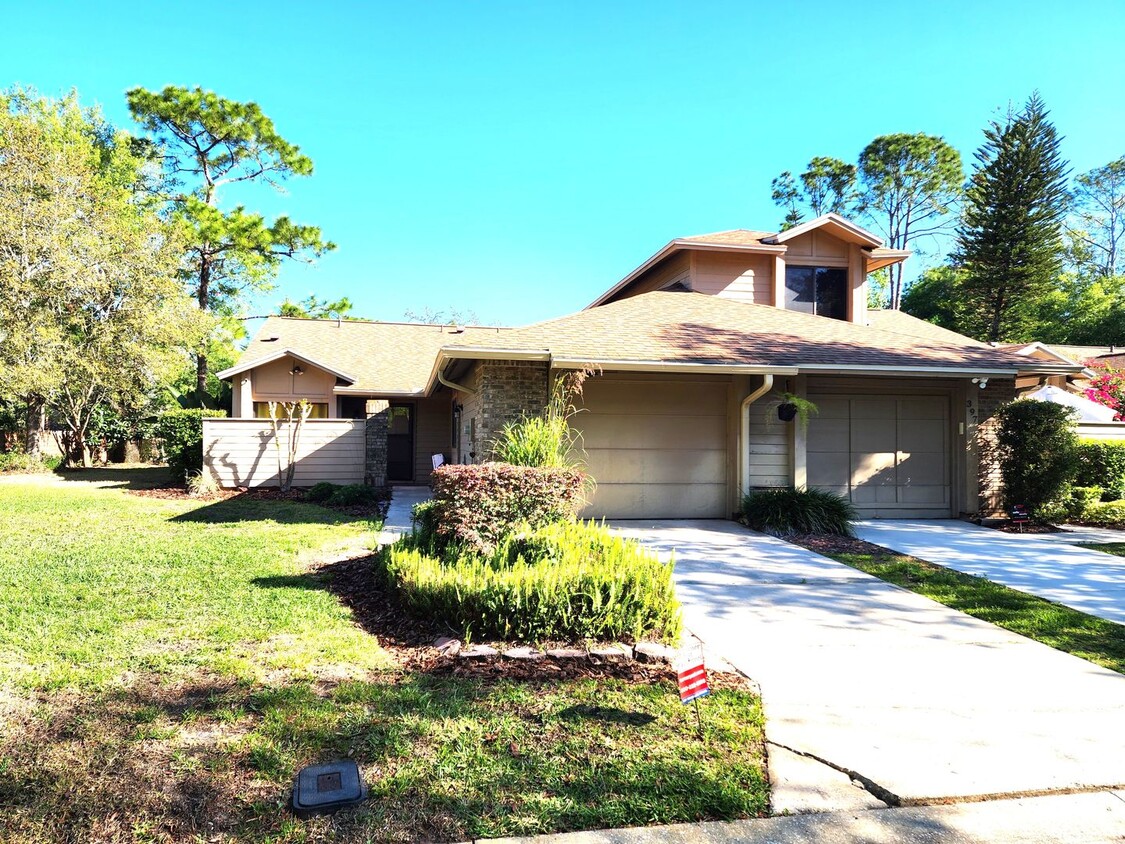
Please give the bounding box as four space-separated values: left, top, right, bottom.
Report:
576 376 729 519
806 394 952 518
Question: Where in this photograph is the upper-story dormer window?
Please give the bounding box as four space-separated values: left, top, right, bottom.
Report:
785 266 847 321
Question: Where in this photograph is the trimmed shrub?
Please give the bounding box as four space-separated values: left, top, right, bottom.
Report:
0 451 61 473
380 520 681 643
326 484 381 507
306 482 338 503
1065 486 1104 520
1083 501 1125 526
739 487 856 537
1103 488 1124 502
996 400 1078 519
429 462 587 553
156 408 227 482
410 499 442 552
1074 439 1125 490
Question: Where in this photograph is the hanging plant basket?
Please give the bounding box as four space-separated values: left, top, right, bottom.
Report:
777 403 799 422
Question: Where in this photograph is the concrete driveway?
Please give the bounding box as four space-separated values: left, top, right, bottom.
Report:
854 519 1125 625
609 520 1125 810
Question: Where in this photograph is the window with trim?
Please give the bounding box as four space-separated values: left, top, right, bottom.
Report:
254 402 329 419
784 266 847 320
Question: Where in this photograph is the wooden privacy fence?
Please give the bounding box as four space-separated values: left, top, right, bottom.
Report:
203 418 365 488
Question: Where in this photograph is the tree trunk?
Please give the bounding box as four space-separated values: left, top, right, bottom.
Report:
24 396 45 456
196 257 211 395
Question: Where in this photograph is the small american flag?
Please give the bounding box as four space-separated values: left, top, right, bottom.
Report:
675 647 711 705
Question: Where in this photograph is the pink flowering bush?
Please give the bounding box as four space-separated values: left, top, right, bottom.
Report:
1085 362 1125 421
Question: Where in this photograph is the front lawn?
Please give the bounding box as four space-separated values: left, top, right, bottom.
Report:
792 535 1125 675
0 471 767 843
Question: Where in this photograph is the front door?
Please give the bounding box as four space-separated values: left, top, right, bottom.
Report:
387 404 414 482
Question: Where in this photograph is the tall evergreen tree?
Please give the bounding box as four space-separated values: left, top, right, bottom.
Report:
955 93 1070 342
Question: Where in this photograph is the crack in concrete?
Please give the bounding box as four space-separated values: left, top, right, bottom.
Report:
766 740 899 808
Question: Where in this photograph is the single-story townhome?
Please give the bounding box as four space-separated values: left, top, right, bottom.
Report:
207 213 1081 520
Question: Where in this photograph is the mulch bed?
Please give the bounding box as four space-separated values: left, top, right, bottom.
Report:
128 485 388 519
787 532 891 558
316 553 754 690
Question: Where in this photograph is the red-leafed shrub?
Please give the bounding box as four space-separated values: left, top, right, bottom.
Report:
428 462 587 553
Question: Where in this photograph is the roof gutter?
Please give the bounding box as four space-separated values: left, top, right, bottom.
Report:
551 358 799 376
796 364 1026 378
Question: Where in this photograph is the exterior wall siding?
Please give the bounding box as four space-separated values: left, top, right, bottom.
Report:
690 252 772 303
975 379 1017 518
413 395 454 483
203 418 364 488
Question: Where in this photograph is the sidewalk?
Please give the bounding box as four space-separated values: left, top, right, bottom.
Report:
375 485 431 545
482 791 1125 844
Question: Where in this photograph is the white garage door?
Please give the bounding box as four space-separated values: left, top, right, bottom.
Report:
576 377 729 519
806 394 952 518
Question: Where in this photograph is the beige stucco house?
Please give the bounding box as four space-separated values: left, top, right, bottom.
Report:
209 213 1080 520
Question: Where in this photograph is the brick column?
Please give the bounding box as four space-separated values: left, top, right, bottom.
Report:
975 379 1017 518
364 399 390 487
477 361 551 459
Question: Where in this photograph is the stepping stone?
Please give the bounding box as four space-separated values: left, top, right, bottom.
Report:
433 637 461 657
633 642 676 664
590 644 632 662
502 647 545 661
546 648 587 660
459 645 498 659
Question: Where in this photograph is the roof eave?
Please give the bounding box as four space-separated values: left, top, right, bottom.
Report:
215 348 357 384
763 213 883 248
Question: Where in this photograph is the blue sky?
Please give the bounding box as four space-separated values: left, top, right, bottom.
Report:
5 1 1125 327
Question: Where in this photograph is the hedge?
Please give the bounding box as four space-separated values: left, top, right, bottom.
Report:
997 400 1078 518
155 408 227 482
428 462 587 553
1074 439 1125 491
380 520 681 643
739 487 856 536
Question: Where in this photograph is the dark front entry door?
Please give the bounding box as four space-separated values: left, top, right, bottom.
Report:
387 404 414 482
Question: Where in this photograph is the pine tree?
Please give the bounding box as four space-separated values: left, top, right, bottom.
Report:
955 93 1070 342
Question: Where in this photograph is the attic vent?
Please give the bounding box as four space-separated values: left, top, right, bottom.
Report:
449 325 465 334
262 336 279 342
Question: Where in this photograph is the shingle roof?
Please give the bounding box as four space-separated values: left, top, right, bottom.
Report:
677 229 777 246
865 310 989 348
233 317 509 393
445 291 1061 373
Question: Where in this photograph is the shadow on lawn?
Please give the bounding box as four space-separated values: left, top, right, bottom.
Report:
170 492 382 527
55 465 173 489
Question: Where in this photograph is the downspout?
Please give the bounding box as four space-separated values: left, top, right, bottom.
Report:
435 357 477 396
739 373 774 497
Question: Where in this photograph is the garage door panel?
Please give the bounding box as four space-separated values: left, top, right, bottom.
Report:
808 418 849 452
808 392 952 517
580 381 727 416
578 413 726 448
899 452 949 485
898 420 946 452
582 483 727 520
584 447 726 485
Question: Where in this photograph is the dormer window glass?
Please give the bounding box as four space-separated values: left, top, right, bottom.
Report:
784 266 847 321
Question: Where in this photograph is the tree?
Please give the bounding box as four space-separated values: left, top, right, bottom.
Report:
1069 157 1125 278
857 134 963 310
770 156 857 230
0 88 207 464
127 86 334 397
279 294 354 320
955 94 1070 343
900 266 967 333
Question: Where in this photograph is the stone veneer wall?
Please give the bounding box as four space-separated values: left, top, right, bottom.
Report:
460 360 551 461
975 378 1017 518
364 399 390 486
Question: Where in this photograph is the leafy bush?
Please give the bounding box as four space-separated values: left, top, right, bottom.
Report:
186 470 218 498
156 408 227 482
739 487 856 536
1065 486 1104 520
326 484 382 507
306 482 338 503
1103 488 1124 502
380 520 681 643
996 400 1078 519
0 451 61 473
1074 439 1125 490
1082 501 1125 526
410 499 442 552
429 463 587 553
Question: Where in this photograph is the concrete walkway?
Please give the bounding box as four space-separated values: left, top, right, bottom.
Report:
375 485 431 545
854 519 1125 625
608 520 1125 812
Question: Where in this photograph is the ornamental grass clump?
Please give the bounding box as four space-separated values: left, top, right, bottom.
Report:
380 520 681 643
739 487 857 537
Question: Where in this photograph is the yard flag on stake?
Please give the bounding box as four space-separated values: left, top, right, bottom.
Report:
675 646 710 705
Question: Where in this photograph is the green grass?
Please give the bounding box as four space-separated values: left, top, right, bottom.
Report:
0 471 768 842
813 544 1125 675
0 470 389 688
1079 542 1125 557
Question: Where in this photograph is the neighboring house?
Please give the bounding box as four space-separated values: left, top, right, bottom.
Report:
208 213 1080 520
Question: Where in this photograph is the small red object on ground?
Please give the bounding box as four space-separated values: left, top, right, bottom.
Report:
675 650 711 705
